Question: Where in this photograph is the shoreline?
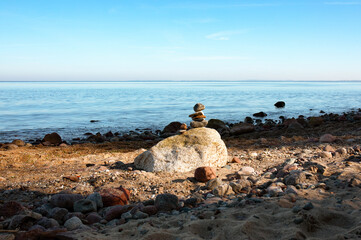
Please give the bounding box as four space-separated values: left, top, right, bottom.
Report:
0 109 360 239
1 108 360 147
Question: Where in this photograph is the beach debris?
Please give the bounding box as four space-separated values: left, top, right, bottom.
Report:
190 103 208 128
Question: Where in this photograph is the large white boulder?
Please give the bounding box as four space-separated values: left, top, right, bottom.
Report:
134 128 228 172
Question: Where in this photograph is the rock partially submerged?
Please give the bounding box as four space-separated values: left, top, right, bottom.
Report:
134 128 228 172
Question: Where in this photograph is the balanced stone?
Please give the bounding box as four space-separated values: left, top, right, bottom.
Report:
190 103 207 128
189 111 204 118
191 120 208 128
193 103 205 112
192 115 206 120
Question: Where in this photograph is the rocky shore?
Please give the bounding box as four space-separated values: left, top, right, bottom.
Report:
0 109 360 239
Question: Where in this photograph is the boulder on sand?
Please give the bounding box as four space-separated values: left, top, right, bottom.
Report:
134 128 228 172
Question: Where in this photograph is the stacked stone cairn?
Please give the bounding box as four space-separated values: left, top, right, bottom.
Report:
189 103 208 128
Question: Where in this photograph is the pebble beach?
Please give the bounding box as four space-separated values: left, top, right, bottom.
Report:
0 108 360 240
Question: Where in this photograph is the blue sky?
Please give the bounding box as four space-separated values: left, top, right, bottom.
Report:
0 0 360 81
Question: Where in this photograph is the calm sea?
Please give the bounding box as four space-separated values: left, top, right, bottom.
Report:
0 81 360 142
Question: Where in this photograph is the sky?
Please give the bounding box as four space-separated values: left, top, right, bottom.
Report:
0 0 360 81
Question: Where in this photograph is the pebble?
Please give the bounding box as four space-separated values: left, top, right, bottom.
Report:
155 194 179 212
278 199 294 208
87 192 103 209
37 217 60 229
73 199 97 213
50 194 83 210
292 206 302 213
86 212 103 224
49 207 68 223
319 151 333 158
237 166 255 176
319 134 336 143
231 157 241 163
121 211 132 220
212 184 234 196
294 218 303 224
133 211 148 219
303 202 314 210
64 216 83 230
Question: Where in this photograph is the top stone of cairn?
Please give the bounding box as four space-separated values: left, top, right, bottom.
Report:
193 103 205 112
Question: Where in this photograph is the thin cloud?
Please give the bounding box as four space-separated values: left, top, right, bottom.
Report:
174 18 217 24
206 30 247 41
176 56 250 61
164 3 278 9
325 1 361 4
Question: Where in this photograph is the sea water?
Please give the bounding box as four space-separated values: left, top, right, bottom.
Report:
0 81 360 142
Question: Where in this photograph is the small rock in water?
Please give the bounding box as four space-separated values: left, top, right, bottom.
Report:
274 101 285 108
253 111 267 118
194 167 217 182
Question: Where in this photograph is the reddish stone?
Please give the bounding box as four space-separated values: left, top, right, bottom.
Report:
62 176 80 182
194 167 216 183
231 157 241 164
0 201 24 218
100 186 131 207
141 205 158 216
179 123 187 130
193 115 206 119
